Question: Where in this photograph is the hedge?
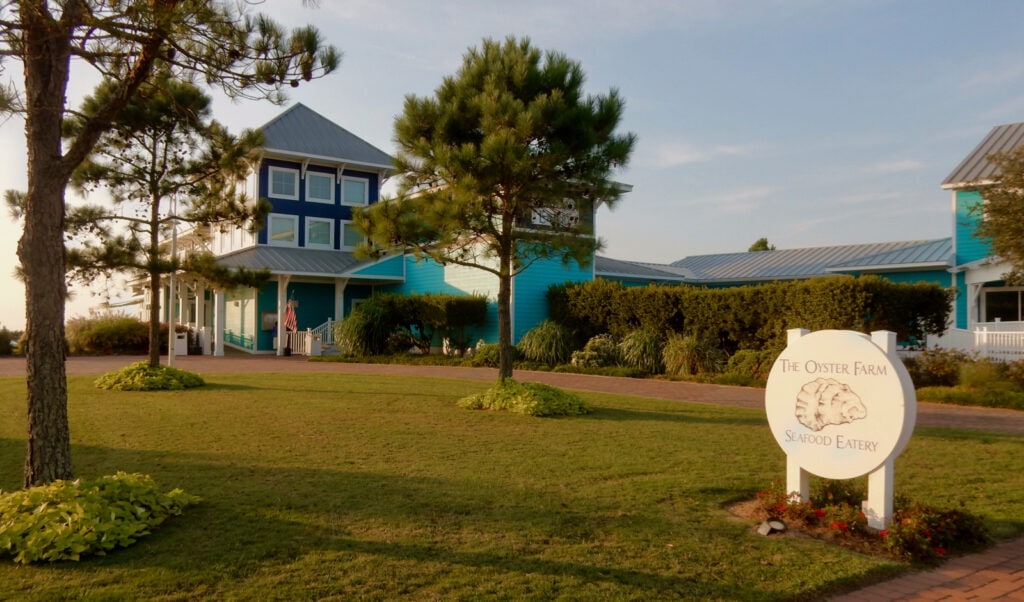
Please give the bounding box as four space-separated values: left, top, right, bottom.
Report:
548 275 952 353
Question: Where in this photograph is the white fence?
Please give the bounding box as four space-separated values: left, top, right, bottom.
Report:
928 327 1024 361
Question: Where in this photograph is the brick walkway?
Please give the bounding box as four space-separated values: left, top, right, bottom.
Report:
4 354 1024 599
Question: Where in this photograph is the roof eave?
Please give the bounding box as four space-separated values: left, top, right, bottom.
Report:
825 261 951 273
262 147 394 173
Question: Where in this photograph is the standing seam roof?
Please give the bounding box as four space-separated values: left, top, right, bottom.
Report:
942 122 1024 188
258 103 394 169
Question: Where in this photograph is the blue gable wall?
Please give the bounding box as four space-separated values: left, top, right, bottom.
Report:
257 158 381 248
955 190 990 266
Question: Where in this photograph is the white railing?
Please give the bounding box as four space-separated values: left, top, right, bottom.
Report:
976 328 1024 361
928 326 1024 361
282 320 335 356
310 319 335 345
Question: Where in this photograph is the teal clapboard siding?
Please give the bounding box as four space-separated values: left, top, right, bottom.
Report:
513 256 592 342
379 256 500 344
954 271 969 330
350 254 405 279
955 190 991 266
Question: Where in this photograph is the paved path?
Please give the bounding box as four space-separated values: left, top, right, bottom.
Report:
3 354 1024 600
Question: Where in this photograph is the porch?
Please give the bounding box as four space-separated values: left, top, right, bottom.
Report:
928 322 1024 361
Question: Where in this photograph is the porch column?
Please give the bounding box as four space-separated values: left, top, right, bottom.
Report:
334 277 348 320
277 275 291 356
213 288 225 356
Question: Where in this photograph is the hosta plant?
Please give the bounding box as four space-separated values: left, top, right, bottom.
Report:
94 361 204 391
458 379 592 417
0 472 200 564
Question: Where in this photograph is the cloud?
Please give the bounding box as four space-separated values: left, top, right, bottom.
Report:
868 160 924 174
649 141 754 169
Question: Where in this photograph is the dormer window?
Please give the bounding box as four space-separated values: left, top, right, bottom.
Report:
341 176 369 206
307 172 335 204
269 167 299 200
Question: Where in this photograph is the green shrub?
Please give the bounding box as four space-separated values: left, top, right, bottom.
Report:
335 302 393 356
67 315 150 355
548 276 952 355
0 472 200 564
882 501 990 563
463 342 517 368
618 328 665 374
517 320 574 366
724 348 780 381
915 385 1024 410
1005 359 1024 388
958 358 1007 389
903 347 973 388
662 333 725 376
570 334 619 368
94 361 205 391
458 379 591 417
0 327 18 356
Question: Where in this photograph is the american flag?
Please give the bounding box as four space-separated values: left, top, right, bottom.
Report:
283 301 298 332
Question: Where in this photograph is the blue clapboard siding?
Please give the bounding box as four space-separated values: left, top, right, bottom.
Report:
512 256 593 342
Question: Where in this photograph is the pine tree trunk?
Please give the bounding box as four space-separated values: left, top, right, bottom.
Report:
20 11 75 486
497 257 514 381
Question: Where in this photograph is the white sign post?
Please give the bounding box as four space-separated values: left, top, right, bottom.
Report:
765 329 916 529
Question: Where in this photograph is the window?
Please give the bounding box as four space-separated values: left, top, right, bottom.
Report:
531 199 580 228
340 220 364 250
269 167 299 200
984 289 1024 322
306 217 334 248
268 214 298 246
341 176 369 206
306 172 334 204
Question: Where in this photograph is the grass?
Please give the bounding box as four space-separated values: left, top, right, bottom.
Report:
0 373 1022 600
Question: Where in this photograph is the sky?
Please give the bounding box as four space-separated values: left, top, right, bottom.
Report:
2 0 1024 329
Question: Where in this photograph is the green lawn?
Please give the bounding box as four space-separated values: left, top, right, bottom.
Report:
1 373 1022 601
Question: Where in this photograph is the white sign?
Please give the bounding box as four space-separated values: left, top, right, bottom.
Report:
765 329 916 528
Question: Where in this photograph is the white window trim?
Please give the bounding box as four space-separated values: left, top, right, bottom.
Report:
268 213 299 247
340 175 370 207
340 219 365 251
306 171 335 205
305 217 334 249
269 166 299 200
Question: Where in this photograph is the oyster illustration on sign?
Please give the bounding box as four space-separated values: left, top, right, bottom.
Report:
794 377 867 432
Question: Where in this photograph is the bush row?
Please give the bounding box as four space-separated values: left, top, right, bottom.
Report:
547 276 952 355
335 293 488 356
64 314 191 356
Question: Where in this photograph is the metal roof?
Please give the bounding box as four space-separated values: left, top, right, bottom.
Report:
665 239 952 284
258 103 394 170
216 246 395 279
942 122 1024 189
825 238 952 271
594 255 694 281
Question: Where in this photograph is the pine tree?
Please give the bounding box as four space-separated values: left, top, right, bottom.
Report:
63 73 270 368
0 1 339 486
355 37 635 380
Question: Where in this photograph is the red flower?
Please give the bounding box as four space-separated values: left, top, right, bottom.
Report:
934 547 946 556
879 530 889 540
814 508 826 518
